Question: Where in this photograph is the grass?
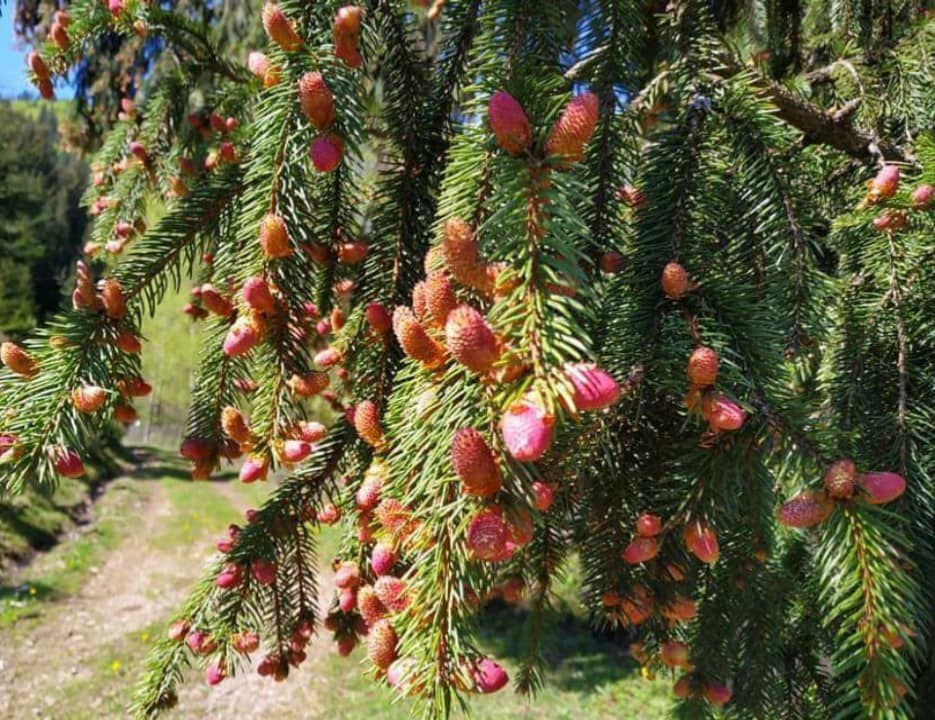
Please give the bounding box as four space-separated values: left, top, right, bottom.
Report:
0 476 146 628
0 455 670 718
305 544 671 719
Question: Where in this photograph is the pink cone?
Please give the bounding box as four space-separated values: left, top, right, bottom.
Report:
370 542 396 576
565 362 621 411
205 663 226 685
251 559 277 585
622 536 659 564
53 448 85 477
216 563 244 589
242 276 276 314
871 165 899 199
281 439 312 463
501 398 554 462
859 471 906 505
239 455 268 483
311 136 343 172
706 396 746 431
472 658 509 694
223 319 261 357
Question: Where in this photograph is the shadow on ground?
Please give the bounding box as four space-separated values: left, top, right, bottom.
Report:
478 597 641 694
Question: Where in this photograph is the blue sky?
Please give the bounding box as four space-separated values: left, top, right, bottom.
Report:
0 9 74 98
0 9 32 97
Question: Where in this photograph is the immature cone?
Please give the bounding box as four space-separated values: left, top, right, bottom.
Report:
287 372 329 397
442 218 489 292
232 631 260 654
532 481 555 512
251 559 277 585
545 92 599 164
636 513 662 537
370 542 396 576
205 664 226 686
859 471 906 505
367 620 398 669
50 22 69 50
28 52 50 80
72 260 97 310
115 331 142 354
358 585 387 625
259 213 292 258
823 458 857 499
687 346 719 386
99 279 127 319
223 315 263 357
778 491 832 528
374 576 409 613
466 507 511 562
239 455 269 483
488 91 532 156
118 376 152 398
683 520 719 564
335 240 367 265
314 347 343 368
661 262 690 299
280 440 312 463
356 461 386 511
1 342 38 378
53 448 85 478
705 396 746 431
622 536 660 564
673 675 694 699
216 563 244 589
310 135 344 173
451 428 502 497
36 77 54 100
354 400 384 447
501 397 554 462
365 302 392 335
335 38 363 68
704 682 732 707
334 5 363 36
72 385 107 413
445 305 500 373
870 165 899 200
335 562 360 590
200 284 232 316
423 273 458 329
660 641 690 668
242 276 276 314
180 437 213 462
911 184 934 209
565 362 620 411
114 402 138 424
471 659 509 694
262 3 302 52
392 306 446 368
298 72 335 130
248 51 281 87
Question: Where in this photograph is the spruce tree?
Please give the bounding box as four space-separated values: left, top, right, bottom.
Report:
3 1 934 718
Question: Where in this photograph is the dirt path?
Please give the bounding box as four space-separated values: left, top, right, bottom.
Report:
0 479 189 719
0 466 334 720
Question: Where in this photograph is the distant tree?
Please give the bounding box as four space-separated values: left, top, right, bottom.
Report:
0 102 88 335
14 0 264 150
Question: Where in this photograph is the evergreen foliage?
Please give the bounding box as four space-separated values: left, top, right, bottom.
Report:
0 102 88 335
2 1 934 718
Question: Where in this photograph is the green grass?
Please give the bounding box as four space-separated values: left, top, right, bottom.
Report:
7 98 74 125
0 474 90 561
0 476 146 628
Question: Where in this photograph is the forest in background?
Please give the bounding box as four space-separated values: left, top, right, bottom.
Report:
0 99 88 336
